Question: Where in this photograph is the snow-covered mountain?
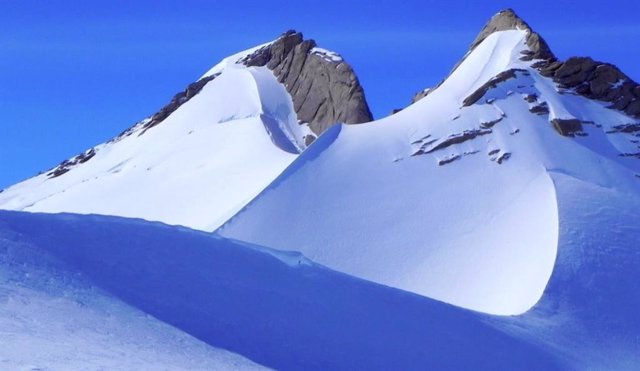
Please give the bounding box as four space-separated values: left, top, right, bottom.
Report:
2 8 640 369
0 31 371 231
219 9 640 317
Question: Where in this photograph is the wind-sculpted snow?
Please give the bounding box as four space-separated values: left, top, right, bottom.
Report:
3 209 639 368
221 25 640 317
0 211 566 369
220 30 563 316
491 172 640 369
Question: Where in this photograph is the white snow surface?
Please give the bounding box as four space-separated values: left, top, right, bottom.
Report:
0 221 264 370
310 47 343 63
0 61 306 231
219 30 640 315
0 211 575 369
1 206 638 369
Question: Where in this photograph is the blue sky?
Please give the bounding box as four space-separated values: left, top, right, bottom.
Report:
2 0 639 188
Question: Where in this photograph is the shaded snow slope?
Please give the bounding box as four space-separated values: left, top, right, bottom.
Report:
0 219 264 370
492 172 640 369
0 62 305 231
0 211 566 370
220 28 640 315
3 210 639 369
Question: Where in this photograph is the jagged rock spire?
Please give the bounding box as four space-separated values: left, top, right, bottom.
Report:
240 30 373 136
470 8 554 61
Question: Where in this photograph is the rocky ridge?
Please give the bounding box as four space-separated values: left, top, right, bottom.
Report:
240 30 373 136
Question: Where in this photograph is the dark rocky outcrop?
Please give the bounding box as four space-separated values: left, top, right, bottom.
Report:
469 9 553 62
48 149 96 179
608 123 640 134
462 69 527 106
138 74 219 135
412 8 640 124
438 155 461 166
480 117 504 129
413 129 493 156
551 118 583 136
496 152 511 164
535 57 640 119
239 30 373 135
529 102 549 115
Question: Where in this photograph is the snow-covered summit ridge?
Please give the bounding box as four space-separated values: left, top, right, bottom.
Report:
0 46 310 230
0 29 375 230
10 30 371 183
414 9 640 121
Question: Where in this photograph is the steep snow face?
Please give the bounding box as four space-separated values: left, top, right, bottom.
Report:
493 172 640 369
0 60 308 231
220 29 640 315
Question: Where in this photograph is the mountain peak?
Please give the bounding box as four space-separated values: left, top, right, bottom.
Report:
239 30 373 135
470 8 554 61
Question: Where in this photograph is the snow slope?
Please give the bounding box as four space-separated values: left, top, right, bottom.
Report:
0 217 264 370
0 210 569 369
490 171 640 369
3 209 639 369
220 28 640 315
0 45 309 231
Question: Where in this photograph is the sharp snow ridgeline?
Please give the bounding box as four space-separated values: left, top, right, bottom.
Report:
1 8 640 369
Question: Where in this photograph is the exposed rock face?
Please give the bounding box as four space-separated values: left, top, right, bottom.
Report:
412 129 493 156
137 30 372 139
462 69 527 106
240 30 373 135
529 102 549 115
48 149 96 178
496 152 511 164
609 123 640 134
43 31 373 178
551 118 583 136
472 9 640 120
470 8 554 61
410 8 553 105
535 57 640 118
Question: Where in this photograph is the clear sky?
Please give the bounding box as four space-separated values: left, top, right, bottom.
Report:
2 0 639 188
